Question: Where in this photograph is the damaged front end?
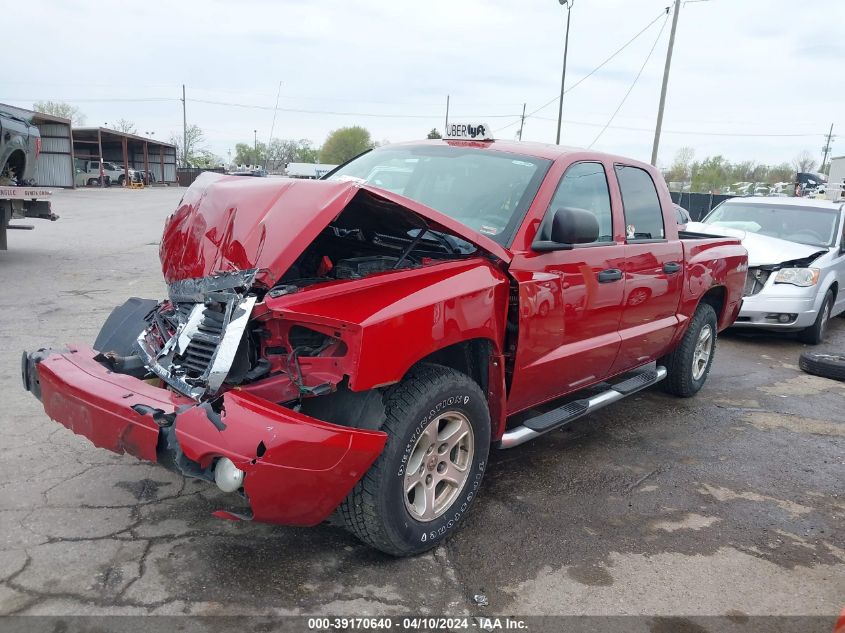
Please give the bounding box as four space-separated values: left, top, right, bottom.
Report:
23 343 386 526
23 174 509 527
21 265 388 526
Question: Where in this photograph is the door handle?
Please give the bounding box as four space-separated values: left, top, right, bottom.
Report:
663 261 682 274
597 268 623 283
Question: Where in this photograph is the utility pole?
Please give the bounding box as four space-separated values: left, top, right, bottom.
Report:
445 95 450 132
181 84 187 167
650 1 680 166
254 129 258 164
555 0 574 145
821 123 835 173
518 103 527 141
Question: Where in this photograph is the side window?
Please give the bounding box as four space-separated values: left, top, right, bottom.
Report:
615 165 665 241
541 162 613 243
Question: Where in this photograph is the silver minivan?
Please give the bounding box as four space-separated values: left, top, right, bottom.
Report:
689 197 845 344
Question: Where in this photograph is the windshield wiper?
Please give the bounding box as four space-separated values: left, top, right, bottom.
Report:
393 223 459 269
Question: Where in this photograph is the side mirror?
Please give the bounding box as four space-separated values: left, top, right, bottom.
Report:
533 207 600 252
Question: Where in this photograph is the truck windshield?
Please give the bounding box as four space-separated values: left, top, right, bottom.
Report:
326 145 551 245
702 202 840 247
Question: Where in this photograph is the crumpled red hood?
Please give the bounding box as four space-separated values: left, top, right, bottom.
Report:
160 172 510 287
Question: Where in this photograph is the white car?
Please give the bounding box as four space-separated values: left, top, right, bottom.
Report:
689 197 845 344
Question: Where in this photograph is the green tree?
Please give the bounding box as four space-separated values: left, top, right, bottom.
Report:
233 142 266 166
691 155 729 193
768 162 794 183
260 138 321 171
427 128 442 139
32 100 86 125
319 126 374 164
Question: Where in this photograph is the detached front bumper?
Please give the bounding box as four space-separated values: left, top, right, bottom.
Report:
22 345 387 527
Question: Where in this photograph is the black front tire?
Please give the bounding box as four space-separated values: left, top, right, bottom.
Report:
659 302 718 398
797 291 833 345
340 364 490 556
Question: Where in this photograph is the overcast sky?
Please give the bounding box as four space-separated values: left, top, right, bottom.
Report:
5 0 843 168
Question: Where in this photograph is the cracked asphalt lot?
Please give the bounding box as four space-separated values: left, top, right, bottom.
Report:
0 188 843 621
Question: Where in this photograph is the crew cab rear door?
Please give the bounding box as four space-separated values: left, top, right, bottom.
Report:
506 160 625 413
608 164 684 374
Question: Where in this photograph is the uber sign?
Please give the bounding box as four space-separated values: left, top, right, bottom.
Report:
443 122 494 141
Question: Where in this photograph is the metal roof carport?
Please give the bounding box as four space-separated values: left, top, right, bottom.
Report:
0 103 74 188
72 128 177 184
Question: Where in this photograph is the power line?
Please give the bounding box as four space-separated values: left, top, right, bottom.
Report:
186 97 519 119
496 9 668 133
588 10 670 148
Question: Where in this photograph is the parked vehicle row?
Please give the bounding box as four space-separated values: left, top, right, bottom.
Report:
74 159 157 187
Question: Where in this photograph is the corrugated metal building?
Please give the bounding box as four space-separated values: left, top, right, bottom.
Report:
72 128 177 184
0 103 74 187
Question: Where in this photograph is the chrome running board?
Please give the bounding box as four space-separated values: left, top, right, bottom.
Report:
498 366 667 449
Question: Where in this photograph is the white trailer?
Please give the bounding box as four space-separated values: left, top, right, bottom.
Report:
0 186 58 250
828 156 845 188
285 163 338 179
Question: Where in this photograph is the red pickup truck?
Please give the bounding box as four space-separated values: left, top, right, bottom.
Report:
23 133 747 556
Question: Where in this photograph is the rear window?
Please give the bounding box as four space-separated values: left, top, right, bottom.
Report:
615 165 665 240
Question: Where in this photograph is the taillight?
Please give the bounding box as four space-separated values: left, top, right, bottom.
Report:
35 137 42 159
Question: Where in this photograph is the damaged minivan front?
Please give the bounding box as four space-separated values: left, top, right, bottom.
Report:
22 171 512 527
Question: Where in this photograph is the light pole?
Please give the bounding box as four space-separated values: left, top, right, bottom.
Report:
254 129 258 161
555 0 574 145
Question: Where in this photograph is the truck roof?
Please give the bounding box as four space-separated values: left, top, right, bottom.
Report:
386 138 657 170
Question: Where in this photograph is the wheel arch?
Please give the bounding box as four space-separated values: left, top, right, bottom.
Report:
3 149 27 179
699 285 727 325
406 337 508 442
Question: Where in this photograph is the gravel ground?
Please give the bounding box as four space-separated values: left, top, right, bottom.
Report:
0 187 842 628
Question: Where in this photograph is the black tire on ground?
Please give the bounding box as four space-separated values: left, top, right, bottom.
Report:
797 290 834 345
799 351 845 381
87 178 99 187
340 364 490 556
117 175 125 186
658 302 718 398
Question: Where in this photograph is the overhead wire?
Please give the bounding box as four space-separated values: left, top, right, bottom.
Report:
495 8 669 134
587 9 670 148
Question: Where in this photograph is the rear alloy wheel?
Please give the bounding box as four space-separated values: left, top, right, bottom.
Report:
659 302 718 397
798 290 833 345
341 364 490 556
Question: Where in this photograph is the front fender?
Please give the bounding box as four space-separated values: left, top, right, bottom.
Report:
266 259 511 391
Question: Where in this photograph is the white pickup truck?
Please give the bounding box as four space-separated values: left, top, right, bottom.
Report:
75 159 135 187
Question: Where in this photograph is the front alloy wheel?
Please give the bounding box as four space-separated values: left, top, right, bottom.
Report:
341 364 490 556
404 411 474 522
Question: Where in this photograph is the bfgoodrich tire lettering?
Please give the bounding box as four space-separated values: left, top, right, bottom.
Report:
659 302 718 397
340 364 490 556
